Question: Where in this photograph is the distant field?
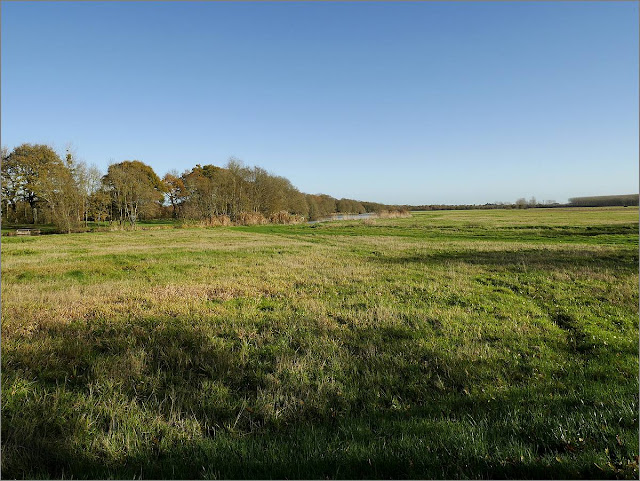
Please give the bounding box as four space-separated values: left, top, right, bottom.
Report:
1 207 638 479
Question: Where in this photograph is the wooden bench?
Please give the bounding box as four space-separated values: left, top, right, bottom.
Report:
16 229 40 236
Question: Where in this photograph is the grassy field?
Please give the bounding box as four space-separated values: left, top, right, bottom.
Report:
1 207 638 479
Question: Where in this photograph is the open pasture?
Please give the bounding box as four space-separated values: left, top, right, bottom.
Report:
1 207 638 479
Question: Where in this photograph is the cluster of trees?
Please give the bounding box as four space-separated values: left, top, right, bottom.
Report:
164 160 309 222
398 198 561 211
8 143 630 234
160 162 378 222
1 145 172 232
1 144 103 232
513 197 560 209
569 194 638 207
1 143 397 232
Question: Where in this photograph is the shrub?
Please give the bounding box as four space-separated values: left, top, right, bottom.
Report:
378 210 411 219
269 211 304 224
236 212 268 226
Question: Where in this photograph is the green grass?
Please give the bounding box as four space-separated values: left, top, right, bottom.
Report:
1 207 638 479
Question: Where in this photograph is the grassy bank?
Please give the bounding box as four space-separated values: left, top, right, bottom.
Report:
1 207 638 478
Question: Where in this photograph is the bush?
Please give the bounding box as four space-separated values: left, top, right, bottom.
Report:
174 216 232 228
378 210 411 219
205 215 232 227
236 212 268 226
269 211 304 224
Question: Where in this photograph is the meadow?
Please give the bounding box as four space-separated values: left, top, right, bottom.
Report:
1 207 638 479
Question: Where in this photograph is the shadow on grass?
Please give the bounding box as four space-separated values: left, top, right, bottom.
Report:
2 314 638 479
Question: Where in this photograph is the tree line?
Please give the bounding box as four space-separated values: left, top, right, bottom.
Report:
3 143 635 233
568 194 638 207
391 195 638 211
1 143 403 232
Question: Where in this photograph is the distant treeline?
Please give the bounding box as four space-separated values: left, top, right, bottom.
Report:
2 143 635 233
1 143 406 232
568 194 638 207
390 194 638 211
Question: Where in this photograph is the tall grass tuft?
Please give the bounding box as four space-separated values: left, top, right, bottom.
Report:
236 212 269 226
378 209 411 219
269 211 304 224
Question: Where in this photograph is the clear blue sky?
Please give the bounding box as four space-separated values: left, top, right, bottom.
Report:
2 1 637 205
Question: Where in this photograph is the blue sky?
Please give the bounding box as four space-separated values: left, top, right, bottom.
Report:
2 1 637 205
